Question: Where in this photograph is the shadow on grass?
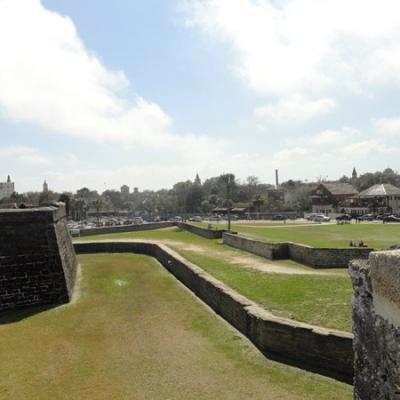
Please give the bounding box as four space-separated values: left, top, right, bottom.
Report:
0 304 57 325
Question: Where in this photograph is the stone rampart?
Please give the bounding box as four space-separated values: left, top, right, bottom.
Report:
75 240 353 382
223 232 372 268
288 243 372 268
79 221 175 236
350 251 400 399
222 232 289 259
177 222 224 239
0 204 77 312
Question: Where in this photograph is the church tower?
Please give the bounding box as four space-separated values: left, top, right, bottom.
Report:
43 180 48 193
194 173 201 186
352 167 358 181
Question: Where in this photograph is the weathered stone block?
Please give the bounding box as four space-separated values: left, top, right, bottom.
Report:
0 204 77 312
350 251 400 399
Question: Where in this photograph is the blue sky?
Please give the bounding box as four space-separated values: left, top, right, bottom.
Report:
1 0 400 192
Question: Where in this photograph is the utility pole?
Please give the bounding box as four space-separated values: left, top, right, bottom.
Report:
227 175 231 232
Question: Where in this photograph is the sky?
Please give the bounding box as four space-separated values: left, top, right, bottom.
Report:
1 0 400 193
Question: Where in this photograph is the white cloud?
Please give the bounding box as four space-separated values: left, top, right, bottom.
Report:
0 145 51 165
254 95 336 124
374 117 400 136
292 127 359 147
184 0 400 96
0 0 220 158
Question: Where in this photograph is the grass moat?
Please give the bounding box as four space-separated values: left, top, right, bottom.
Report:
77 228 353 331
0 253 351 400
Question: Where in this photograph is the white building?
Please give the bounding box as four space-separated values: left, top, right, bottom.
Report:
0 175 15 200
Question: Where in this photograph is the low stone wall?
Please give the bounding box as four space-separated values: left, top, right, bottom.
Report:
223 232 372 268
350 251 400 399
177 222 224 239
288 243 372 268
79 221 175 237
75 240 353 382
222 232 289 259
0 204 77 312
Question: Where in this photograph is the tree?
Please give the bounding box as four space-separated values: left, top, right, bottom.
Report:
59 193 71 216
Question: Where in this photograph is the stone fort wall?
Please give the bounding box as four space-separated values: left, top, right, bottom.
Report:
350 251 400 399
223 232 372 268
176 222 224 239
0 204 77 312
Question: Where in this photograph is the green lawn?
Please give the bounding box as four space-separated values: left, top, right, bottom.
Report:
0 254 351 400
194 220 309 230
233 223 400 249
76 228 353 331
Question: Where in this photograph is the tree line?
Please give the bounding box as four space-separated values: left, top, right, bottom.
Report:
1 168 399 219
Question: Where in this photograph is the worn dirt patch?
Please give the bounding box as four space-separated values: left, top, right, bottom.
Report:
227 255 332 275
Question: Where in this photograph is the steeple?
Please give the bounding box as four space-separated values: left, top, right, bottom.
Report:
194 173 201 186
7 175 10 183
352 167 358 180
43 180 48 193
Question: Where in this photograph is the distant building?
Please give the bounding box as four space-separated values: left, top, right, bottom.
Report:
121 185 130 195
0 175 15 200
311 182 358 213
359 183 400 213
43 180 48 193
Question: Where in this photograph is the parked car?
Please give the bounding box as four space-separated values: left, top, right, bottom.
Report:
313 214 331 222
359 214 375 221
336 214 352 221
306 213 318 221
383 215 400 223
189 216 202 222
272 214 287 221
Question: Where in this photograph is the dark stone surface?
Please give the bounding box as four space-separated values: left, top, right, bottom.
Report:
177 223 225 239
0 204 77 312
75 240 353 383
288 243 372 268
223 233 289 259
350 257 400 399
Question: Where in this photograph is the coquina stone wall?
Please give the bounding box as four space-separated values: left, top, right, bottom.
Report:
288 243 372 268
79 221 175 236
223 232 372 268
222 232 289 259
177 222 224 239
350 251 400 399
0 204 77 312
75 240 353 382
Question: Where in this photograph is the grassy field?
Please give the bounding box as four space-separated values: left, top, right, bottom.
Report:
195 220 310 230
0 253 352 400
233 222 400 249
77 228 353 331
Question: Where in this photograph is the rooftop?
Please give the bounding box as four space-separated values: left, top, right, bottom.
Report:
322 182 359 195
359 183 400 197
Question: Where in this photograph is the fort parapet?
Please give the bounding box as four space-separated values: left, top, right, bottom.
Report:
223 232 372 268
350 250 400 399
0 204 77 312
